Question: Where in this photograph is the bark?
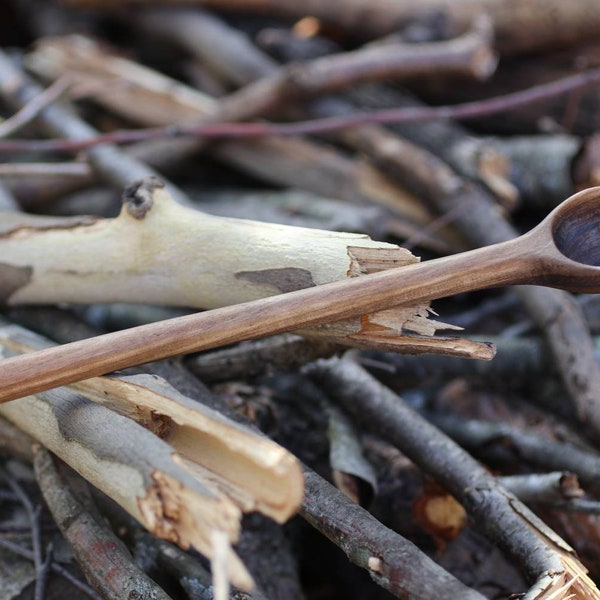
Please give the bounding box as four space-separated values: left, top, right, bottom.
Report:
0 179 405 308
430 413 600 495
186 15 495 121
500 473 584 505
23 34 428 224
33 447 173 600
0 49 192 207
331 110 600 436
0 380 254 589
6 305 304 600
187 334 342 383
347 84 519 206
306 356 600 599
300 466 486 600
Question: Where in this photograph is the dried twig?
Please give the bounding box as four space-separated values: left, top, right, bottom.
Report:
194 15 496 122
0 178 483 357
0 318 304 525
365 335 549 384
0 162 90 178
3 67 600 153
322 88 600 438
0 201 525 402
186 333 342 383
305 356 600 598
0 75 72 139
1 469 46 600
0 49 192 207
22 34 426 221
33 445 174 599
0 177 405 308
500 473 585 505
347 84 519 206
0 537 103 599
36 543 53 600
300 466 486 599
430 413 600 494
0 334 255 589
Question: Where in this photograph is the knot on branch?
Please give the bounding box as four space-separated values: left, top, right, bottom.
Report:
122 176 163 219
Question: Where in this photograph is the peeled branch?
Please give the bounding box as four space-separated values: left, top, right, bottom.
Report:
0 177 493 359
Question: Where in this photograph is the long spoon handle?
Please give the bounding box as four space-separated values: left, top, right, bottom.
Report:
0 237 532 403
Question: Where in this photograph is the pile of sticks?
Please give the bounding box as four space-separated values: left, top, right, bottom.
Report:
2 1 600 598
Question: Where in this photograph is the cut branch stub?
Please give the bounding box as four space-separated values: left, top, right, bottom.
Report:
123 175 162 218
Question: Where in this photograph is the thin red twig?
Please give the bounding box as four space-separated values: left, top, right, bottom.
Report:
1 68 599 154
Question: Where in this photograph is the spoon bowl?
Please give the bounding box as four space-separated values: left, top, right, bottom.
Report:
551 187 600 267
523 186 600 292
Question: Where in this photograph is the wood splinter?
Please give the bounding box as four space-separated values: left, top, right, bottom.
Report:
1 186 600 405
0 319 310 591
0 320 304 524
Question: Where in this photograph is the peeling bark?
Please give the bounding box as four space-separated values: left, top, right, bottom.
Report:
0 379 254 589
235 267 316 293
0 320 304 525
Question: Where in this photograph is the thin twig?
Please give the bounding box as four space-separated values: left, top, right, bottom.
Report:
429 413 600 494
208 14 496 121
0 162 90 177
32 445 175 599
58 0 600 56
300 466 485 599
1 68 599 153
547 499 600 514
305 357 598 595
36 542 54 600
0 75 72 138
0 50 192 207
500 473 584 504
1 469 45 600
0 537 103 600
32 505 46 600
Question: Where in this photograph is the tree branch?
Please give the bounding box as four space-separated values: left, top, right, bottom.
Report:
305 356 600 599
33 447 174 599
0 177 490 358
5 35 600 154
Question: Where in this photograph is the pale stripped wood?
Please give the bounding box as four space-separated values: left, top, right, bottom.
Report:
0 321 304 524
1 187 600 405
0 349 254 590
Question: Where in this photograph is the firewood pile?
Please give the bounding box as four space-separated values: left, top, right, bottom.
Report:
2 1 600 598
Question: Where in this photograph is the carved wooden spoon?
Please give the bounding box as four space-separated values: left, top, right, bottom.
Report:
1 186 600 403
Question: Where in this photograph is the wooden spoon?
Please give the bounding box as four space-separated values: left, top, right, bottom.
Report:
1 186 600 403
